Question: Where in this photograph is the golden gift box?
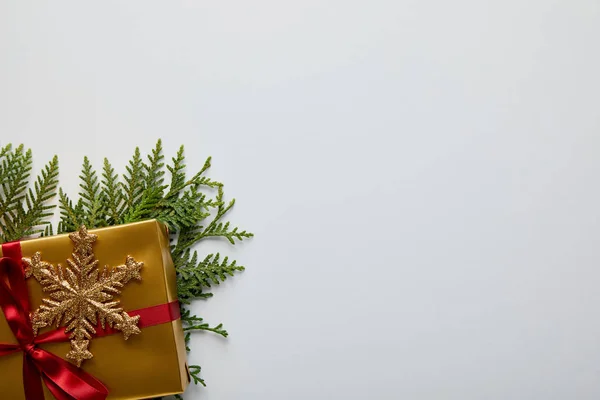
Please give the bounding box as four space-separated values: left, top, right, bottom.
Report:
0 220 189 399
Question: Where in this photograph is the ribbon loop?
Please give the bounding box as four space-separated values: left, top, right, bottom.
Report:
0 256 34 346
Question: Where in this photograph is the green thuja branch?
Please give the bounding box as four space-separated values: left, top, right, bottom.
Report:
144 139 166 189
0 144 59 243
121 147 145 216
188 365 206 387
78 156 104 228
194 186 252 244
178 252 245 300
57 188 83 233
101 158 123 224
181 308 228 337
57 139 252 393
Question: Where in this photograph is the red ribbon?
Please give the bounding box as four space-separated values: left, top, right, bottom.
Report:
0 242 181 400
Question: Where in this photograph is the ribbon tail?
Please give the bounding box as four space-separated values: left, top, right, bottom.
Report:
0 343 20 356
43 377 75 400
30 349 108 400
23 354 45 400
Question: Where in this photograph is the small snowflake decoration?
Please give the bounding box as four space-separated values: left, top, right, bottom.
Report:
22 225 143 366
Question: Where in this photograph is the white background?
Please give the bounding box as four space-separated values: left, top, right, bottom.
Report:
1 1 600 399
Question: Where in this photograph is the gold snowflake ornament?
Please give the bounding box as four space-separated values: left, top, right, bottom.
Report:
22 225 143 366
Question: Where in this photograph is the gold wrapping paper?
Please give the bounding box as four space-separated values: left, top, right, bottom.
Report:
0 220 189 399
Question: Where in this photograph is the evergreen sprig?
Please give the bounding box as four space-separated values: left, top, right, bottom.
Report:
178 252 245 299
56 140 252 394
0 144 59 243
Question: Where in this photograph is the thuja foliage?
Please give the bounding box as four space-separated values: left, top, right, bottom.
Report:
0 144 59 243
57 140 252 391
0 141 251 394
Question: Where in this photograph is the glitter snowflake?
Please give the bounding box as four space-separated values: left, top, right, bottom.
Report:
22 225 144 366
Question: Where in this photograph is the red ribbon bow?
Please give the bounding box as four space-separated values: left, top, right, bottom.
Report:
0 242 109 400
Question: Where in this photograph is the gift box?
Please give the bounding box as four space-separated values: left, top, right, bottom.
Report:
0 220 189 399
